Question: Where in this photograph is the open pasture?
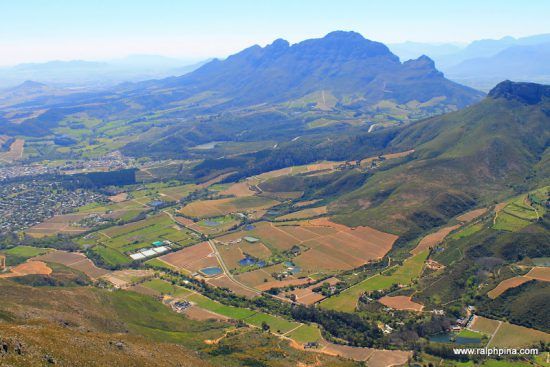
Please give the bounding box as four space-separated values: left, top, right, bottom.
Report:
179 196 279 219
321 250 429 312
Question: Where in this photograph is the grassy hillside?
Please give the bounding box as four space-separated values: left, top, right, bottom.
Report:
331 84 550 235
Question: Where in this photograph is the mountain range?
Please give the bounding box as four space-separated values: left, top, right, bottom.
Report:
390 33 550 90
0 31 484 141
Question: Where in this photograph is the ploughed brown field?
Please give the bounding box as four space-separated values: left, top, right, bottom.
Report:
378 295 424 311
0 138 24 162
488 266 550 298
411 224 461 255
526 266 550 281
35 250 109 280
219 219 397 275
0 261 52 278
159 242 219 273
456 208 487 222
26 214 91 238
488 276 531 299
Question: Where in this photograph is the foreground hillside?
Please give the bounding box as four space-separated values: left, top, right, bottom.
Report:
0 278 355 367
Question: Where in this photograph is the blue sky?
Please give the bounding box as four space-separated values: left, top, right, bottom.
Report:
1 0 549 65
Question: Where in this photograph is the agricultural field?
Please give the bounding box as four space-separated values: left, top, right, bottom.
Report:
275 206 328 221
26 213 92 238
493 191 546 232
411 224 461 255
0 138 24 162
81 213 198 266
184 293 302 335
286 324 322 343
470 316 550 347
0 246 51 266
159 241 219 273
0 260 52 278
34 250 109 279
378 295 424 311
180 196 279 219
218 219 397 277
321 250 429 312
488 266 550 298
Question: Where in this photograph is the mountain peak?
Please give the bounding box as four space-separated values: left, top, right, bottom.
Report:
323 30 365 41
488 80 550 104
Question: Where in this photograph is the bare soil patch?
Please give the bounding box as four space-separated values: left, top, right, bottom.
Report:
488 276 531 299
0 261 52 278
411 224 461 255
378 295 424 311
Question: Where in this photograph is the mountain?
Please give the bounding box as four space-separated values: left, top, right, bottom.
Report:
446 43 550 91
146 31 482 109
331 81 550 235
433 33 550 69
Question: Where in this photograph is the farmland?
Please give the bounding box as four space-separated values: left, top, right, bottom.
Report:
321 250 429 312
217 219 397 278
34 250 110 279
493 191 546 232
180 196 279 218
488 266 550 298
470 316 550 347
159 241 219 273
81 213 198 266
378 295 424 311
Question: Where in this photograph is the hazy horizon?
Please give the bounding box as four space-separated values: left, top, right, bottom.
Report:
1 0 550 66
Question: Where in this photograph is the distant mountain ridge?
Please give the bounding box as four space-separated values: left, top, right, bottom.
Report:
150 31 483 109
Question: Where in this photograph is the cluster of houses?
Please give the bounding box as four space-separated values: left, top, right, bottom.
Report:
129 240 172 260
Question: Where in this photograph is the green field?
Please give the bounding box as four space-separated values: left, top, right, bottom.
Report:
187 293 257 320
321 250 429 312
457 329 483 339
0 246 51 266
83 213 198 265
145 258 177 270
185 293 302 334
494 193 545 232
243 312 299 334
141 279 191 297
449 223 483 240
286 324 322 343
